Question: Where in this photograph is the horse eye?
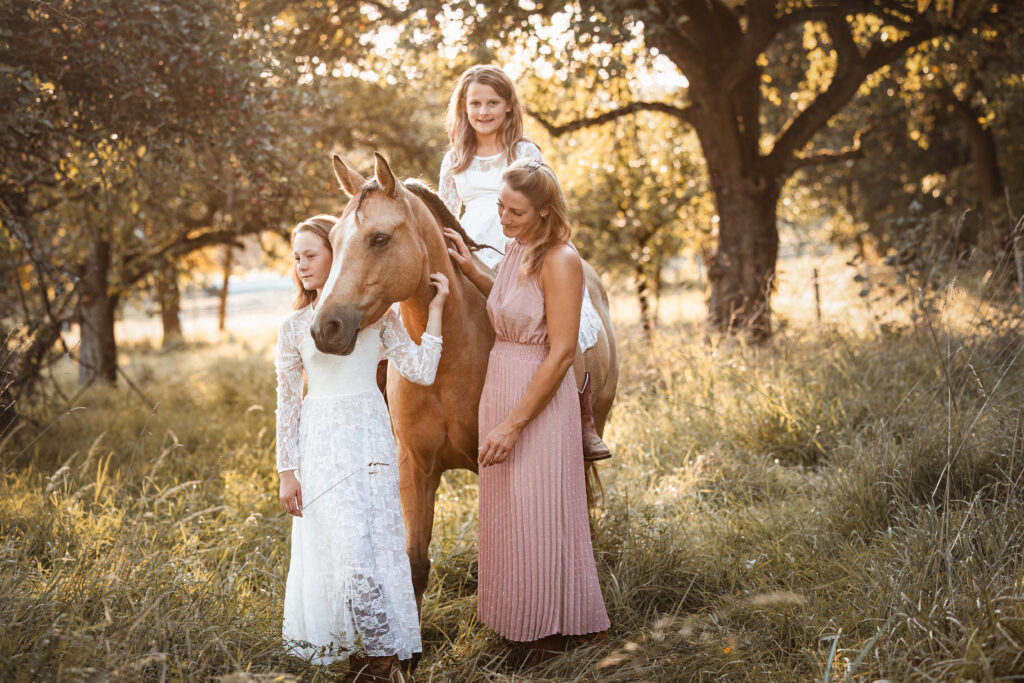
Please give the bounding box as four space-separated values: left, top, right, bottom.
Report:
370 232 390 248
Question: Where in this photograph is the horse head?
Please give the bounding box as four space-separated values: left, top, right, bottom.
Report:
310 152 435 356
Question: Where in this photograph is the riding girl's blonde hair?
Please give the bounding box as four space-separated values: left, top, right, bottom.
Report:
290 215 336 310
446 65 528 174
501 159 572 278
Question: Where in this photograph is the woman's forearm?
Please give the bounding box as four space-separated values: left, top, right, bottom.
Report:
468 267 493 297
504 344 575 430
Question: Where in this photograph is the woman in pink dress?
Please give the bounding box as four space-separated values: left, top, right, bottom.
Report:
444 159 609 663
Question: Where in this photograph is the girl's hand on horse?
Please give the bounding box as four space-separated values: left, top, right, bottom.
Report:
429 272 450 311
279 470 303 517
478 419 522 467
443 228 474 272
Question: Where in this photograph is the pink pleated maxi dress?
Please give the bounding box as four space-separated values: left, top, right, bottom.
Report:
477 239 610 642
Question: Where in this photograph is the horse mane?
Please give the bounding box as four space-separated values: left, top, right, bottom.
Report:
402 179 500 259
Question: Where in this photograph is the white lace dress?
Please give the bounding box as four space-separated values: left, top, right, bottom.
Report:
275 305 441 664
439 141 544 268
439 141 602 351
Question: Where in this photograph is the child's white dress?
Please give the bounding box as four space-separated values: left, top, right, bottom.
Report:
439 141 544 268
438 141 602 351
275 305 441 664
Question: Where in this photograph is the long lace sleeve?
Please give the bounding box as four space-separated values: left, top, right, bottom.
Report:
439 150 461 217
379 309 442 386
274 316 304 473
515 140 544 163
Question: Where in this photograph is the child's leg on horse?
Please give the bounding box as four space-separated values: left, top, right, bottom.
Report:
574 345 611 462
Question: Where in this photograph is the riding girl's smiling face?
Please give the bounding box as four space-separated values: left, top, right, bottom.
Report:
465 81 510 140
497 184 545 242
293 230 333 294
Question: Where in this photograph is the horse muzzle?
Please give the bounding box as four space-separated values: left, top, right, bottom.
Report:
310 305 362 356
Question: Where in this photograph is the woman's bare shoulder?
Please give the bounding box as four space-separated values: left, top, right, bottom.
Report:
540 242 583 284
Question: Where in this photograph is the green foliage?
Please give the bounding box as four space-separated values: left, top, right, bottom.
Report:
3 298 1023 680
810 5 1024 251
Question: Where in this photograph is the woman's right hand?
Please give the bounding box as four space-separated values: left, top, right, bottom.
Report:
279 470 303 517
443 227 474 273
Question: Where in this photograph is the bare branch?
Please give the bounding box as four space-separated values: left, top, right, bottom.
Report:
765 19 936 177
784 127 871 174
527 101 693 138
121 230 245 287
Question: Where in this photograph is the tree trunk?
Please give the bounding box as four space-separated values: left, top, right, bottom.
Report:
218 246 232 333
693 85 780 340
635 260 654 344
682 61 780 341
156 264 183 347
704 181 779 339
78 237 118 386
946 84 1003 212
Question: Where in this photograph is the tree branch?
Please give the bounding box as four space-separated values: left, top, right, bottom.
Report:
719 2 884 93
784 127 871 174
526 101 693 137
121 230 245 287
765 19 937 178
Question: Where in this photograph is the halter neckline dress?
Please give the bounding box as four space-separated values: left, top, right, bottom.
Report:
476 239 610 641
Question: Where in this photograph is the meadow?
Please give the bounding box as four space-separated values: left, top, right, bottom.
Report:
2 256 1023 681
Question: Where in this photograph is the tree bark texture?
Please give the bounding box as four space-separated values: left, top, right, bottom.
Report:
78 237 118 386
156 264 183 347
218 246 232 333
945 84 1003 212
690 74 780 339
634 260 654 344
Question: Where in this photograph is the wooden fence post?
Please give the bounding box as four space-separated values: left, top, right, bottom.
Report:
813 267 822 324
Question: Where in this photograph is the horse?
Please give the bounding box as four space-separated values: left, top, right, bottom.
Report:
311 151 619 612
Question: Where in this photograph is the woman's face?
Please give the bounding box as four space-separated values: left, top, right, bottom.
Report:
465 81 511 139
293 230 332 293
497 184 546 242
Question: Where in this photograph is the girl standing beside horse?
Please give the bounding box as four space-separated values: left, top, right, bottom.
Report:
439 64 612 463
275 215 449 680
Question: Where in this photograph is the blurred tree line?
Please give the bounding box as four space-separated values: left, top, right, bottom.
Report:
3 0 1023 427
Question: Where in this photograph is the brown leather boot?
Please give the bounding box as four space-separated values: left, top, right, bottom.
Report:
364 654 402 682
579 372 611 461
343 654 368 683
573 630 609 645
526 634 570 667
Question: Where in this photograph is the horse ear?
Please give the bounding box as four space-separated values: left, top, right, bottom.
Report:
332 155 365 197
374 152 399 198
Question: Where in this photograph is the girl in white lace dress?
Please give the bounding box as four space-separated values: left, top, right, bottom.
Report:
439 65 543 268
439 65 611 461
275 215 449 677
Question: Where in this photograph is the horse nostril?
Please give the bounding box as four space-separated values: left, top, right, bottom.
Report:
325 319 341 342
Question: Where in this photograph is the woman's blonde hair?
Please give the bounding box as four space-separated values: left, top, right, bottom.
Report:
290 215 336 310
446 65 528 174
501 159 572 278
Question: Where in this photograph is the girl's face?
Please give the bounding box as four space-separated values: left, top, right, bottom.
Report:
465 81 511 140
497 184 546 242
293 230 332 294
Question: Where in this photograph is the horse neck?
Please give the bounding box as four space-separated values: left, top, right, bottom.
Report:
398 211 482 341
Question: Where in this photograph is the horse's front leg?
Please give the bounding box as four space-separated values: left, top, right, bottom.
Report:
397 445 442 614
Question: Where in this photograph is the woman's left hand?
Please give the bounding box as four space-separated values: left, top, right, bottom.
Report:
478 419 522 467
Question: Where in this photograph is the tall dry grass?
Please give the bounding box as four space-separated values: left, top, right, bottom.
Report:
2 271 1023 681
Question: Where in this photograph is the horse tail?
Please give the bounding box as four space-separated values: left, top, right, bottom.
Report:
585 462 604 509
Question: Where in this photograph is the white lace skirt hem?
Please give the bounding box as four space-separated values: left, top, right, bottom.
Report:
282 391 421 663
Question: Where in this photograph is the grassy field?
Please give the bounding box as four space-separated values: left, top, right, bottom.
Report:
3 261 1024 681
